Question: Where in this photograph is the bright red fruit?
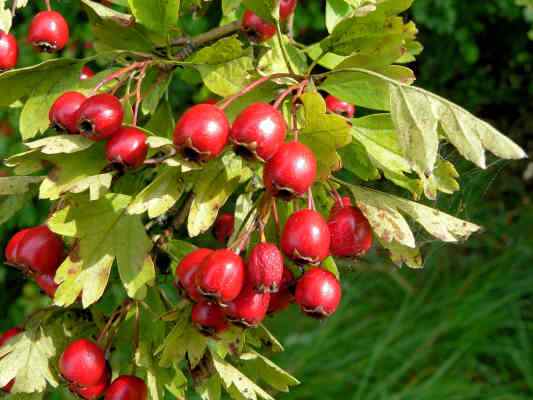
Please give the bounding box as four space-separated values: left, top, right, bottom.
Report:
247 242 284 293
281 209 330 265
27 11 69 52
105 127 148 168
325 95 355 118
77 94 124 141
5 225 64 275
328 206 373 257
191 301 228 336
279 0 298 20
263 142 317 200
213 213 234 244
173 104 229 162
195 249 245 304
0 327 23 393
105 375 147 400
330 195 352 215
35 273 59 298
225 280 270 327
80 65 95 80
268 266 295 314
0 31 18 71
230 103 286 162
59 339 107 387
295 268 341 318
49 91 87 134
242 10 276 43
70 368 110 400
175 248 213 302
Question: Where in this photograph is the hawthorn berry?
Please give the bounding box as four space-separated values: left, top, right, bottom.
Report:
295 267 341 318
173 104 229 162
105 375 147 400
0 327 23 393
35 273 59 298
268 266 295 314
328 206 373 257
225 280 271 327
247 242 284 293
191 301 229 336
105 127 148 168
0 31 18 71
213 213 234 244
27 11 69 53
59 339 107 387
281 209 330 265
263 142 317 200
5 225 64 275
325 95 355 118
80 65 95 80
279 0 298 21
175 248 213 302
330 195 352 215
230 103 287 162
70 368 110 400
77 93 124 141
49 91 87 134
195 249 245 304
241 10 276 43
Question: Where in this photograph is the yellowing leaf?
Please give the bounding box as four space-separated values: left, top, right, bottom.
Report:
240 351 300 392
0 176 43 195
25 135 94 154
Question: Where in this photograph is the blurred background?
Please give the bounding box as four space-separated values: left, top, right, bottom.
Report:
1 0 532 399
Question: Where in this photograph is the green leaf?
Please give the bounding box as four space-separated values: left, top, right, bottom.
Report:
229 192 256 244
298 92 351 179
338 141 380 181
146 100 175 138
322 256 340 279
258 35 308 76
0 176 43 195
190 37 246 65
325 0 351 33
242 0 277 22
240 351 299 392
196 56 254 97
379 238 423 269
0 194 30 224
197 375 222 400
162 239 197 264
247 324 284 353
128 0 179 35
24 135 94 154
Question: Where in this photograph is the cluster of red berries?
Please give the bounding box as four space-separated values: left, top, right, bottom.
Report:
241 0 298 42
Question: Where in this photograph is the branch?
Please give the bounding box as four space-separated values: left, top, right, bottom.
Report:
170 20 241 48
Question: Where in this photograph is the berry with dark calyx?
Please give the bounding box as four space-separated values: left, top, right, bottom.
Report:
330 195 352 215
5 225 64 275
328 206 373 257
105 127 148 168
59 339 107 387
241 10 276 43
191 301 228 336
70 368 110 400
27 11 69 53
279 0 298 21
0 31 18 71
0 327 23 393
268 266 295 314
213 213 234 244
230 103 287 162
281 209 330 265
325 95 355 118
295 267 341 319
77 94 124 141
173 104 229 162
175 248 213 302
105 375 147 400
49 91 87 134
80 65 95 80
195 249 245 304
35 273 59 298
263 141 317 200
225 280 271 327
247 242 284 293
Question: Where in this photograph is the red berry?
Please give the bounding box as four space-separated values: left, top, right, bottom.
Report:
281 209 330 265
0 31 18 71
295 268 341 318
195 249 245 304
328 206 372 257
77 94 124 141
27 11 69 53
247 242 284 293
325 95 355 118
241 10 276 43
105 375 147 400
202 98 218 105
5 225 64 275
0 327 23 393
70 368 110 400
175 248 213 302
35 273 59 298
49 91 86 134
268 266 295 314
213 213 234 244
279 0 297 21
230 103 286 162
59 339 107 387
105 127 148 168
330 195 352 215
191 301 228 336
225 280 270 327
80 65 95 80
263 142 317 200
173 104 229 162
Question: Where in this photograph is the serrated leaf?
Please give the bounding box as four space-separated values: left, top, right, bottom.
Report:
422 159 460 200
128 0 179 35
240 351 299 392
25 135 94 154
0 176 43 195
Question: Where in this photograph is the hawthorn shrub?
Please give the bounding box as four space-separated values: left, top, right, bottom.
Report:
0 0 527 399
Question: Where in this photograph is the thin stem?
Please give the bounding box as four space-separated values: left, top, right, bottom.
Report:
271 198 281 240
132 64 148 126
306 51 326 76
11 0 17 16
44 0 51 11
131 302 140 375
272 84 299 109
287 13 295 40
275 20 295 75
93 61 148 95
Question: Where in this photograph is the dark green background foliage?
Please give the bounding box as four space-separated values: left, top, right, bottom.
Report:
1 0 532 398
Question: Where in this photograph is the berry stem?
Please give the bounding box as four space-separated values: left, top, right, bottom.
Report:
44 0 51 11
132 64 148 126
273 84 299 109
131 301 140 375
93 61 149 95
307 187 316 210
